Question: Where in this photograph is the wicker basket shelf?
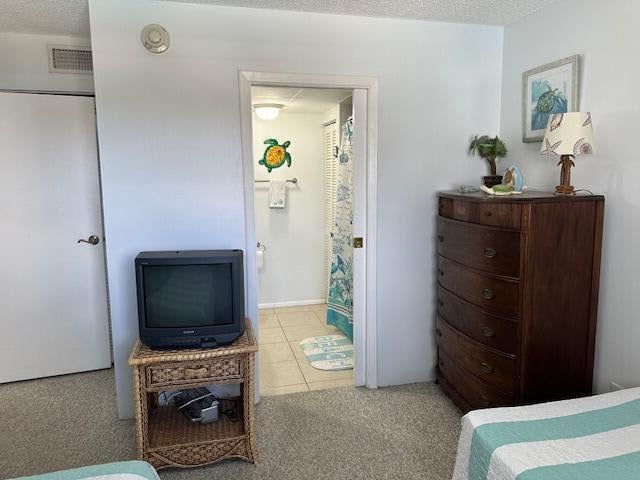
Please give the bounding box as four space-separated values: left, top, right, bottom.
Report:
129 321 258 470
148 402 244 449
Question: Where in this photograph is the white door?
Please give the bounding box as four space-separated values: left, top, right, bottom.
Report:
0 92 111 383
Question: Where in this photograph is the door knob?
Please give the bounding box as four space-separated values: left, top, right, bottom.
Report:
78 235 100 245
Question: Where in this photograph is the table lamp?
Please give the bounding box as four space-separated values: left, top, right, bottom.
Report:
540 112 595 195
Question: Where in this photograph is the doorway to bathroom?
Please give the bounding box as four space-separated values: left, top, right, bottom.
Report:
239 72 377 395
251 86 355 395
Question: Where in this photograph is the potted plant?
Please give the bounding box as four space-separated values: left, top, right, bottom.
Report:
469 135 508 187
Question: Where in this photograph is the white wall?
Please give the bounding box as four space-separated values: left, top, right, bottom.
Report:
0 32 94 93
88 0 503 418
500 0 640 392
253 111 326 306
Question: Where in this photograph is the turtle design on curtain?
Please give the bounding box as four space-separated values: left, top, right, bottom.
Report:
326 118 354 340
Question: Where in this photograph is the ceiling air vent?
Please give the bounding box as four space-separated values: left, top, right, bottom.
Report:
47 45 93 75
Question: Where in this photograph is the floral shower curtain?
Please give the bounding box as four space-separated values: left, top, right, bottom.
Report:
327 118 354 341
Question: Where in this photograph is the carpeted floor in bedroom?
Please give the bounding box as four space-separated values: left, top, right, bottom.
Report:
0 369 462 479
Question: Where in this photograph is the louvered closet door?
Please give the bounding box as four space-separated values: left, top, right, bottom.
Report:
323 121 338 297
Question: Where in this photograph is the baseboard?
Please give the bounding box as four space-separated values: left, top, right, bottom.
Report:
258 299 326 309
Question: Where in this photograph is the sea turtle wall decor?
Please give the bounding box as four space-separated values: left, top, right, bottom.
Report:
258 138 292 172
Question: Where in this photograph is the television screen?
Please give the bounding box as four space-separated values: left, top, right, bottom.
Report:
142 264 234 328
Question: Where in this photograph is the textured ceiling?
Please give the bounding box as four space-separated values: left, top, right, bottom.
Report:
171 0 561 26
0 0 560 36
0 0 90 36
252 86 352 114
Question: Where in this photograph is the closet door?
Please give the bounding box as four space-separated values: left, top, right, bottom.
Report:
0 92 111 383
323 120 338 297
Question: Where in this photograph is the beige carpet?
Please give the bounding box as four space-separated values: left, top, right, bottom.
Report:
0 369 461 479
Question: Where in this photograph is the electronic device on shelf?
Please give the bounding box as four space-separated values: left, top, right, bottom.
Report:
135 249 245 349
174 387 220 424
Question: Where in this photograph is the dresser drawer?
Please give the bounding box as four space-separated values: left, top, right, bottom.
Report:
437 217 521 277
437 256 520 318
437 349 513 409
436 316 516 393
439 197 521 229
438 286 518 355
145 356 244 388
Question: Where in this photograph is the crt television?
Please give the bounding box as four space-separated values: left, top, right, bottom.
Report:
135 250 245 349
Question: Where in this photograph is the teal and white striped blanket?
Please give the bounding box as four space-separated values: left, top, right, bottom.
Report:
452 388 640 480
11 461 159 480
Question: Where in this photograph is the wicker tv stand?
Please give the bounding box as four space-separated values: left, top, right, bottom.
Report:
128 321 258 470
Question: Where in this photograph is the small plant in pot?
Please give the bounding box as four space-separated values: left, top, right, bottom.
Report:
469 135 508 188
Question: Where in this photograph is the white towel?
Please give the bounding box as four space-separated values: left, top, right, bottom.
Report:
269 179 286 208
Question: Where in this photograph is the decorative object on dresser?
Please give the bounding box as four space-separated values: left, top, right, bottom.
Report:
502 166 523 193
541 112 596 196
468 135 508 188
129 321 258 470
436 191 604 412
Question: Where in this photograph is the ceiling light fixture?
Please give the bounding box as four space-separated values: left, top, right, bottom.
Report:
253 103 284 120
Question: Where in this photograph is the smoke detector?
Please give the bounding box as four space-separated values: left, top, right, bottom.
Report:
141 24 170 54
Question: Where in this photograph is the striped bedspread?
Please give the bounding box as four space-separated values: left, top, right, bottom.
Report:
452 387 640 480
11 461 160 480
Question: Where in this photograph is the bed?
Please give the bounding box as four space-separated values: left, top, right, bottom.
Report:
452 387 640 480
10 461 160 480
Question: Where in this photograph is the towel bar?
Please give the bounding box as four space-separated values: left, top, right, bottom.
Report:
255 178 297 184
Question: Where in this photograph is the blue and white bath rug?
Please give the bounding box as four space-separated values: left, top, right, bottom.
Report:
299 334 354 371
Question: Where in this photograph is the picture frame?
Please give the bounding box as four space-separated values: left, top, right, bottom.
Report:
522 55 580 143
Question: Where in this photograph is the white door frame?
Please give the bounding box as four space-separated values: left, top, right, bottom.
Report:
238 71 378 392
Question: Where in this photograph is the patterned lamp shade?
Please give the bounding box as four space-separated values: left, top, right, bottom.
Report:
540 112 596 156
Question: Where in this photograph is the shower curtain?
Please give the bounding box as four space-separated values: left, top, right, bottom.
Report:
327 118 354 341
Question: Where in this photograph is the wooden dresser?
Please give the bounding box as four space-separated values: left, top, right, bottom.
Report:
436 191 604 412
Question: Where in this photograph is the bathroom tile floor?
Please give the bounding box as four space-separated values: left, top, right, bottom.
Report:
258 303 354 396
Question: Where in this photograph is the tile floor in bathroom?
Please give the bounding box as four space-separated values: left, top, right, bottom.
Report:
259 303 354 396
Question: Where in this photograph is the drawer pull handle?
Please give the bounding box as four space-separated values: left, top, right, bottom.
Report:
438 235 444 243
184 367 209 379
480 362 493 374
438 300 444 307
479 394 491 408
439 269 444 277
482 325 496 338
482 288 495 300
436 328 442 337
484 247 497 259
439 359 444 368
485 211 493 217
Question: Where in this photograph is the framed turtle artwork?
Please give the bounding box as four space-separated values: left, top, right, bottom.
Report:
258 138 292 172
522 55 580 143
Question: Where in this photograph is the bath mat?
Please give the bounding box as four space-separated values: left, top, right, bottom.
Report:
299 334 353 371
